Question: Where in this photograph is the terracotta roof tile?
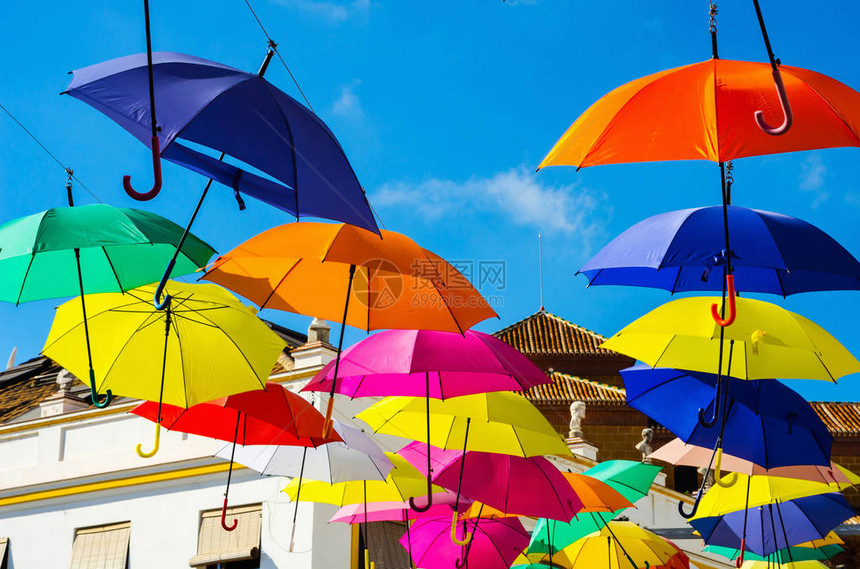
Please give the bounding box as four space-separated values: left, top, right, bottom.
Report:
525 371 626 405
0 358 60 423
811 402 860 436
494 309 622 357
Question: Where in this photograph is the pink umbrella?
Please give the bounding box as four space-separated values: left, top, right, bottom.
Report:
433 452 585 522
402 516 528 569
303 329 550 511
398 441 463 476
329 491 467 524
650 438 860 488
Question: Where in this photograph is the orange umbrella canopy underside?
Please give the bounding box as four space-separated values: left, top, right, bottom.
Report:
540 59 860 168
203 222 497 333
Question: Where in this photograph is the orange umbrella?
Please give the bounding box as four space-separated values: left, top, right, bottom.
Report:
203 222 497 431
538 59 860 170
562 472 634 513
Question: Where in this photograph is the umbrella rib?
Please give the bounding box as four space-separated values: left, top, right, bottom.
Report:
187 307 268 388
420 251 465 335
796 76 860 147
100 246 125 291
99 310 166 386
259 258 302 311
14 253 36 306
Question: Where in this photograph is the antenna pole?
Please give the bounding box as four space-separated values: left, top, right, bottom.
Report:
538 233 544 311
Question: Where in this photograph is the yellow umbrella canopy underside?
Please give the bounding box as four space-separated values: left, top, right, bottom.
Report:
692 473 839 519
601 296 860 381
43 282 285 407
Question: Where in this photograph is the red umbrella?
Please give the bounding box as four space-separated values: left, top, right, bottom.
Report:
131 382 340 530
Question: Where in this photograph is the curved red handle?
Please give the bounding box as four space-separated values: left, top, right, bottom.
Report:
221 497 238 532
754 68 792 136
123 135 163 201
711 274 736 327
735 538 746 567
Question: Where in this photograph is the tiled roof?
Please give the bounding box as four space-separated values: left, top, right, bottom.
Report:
0 357 61 424
811 402 860 436
526 371 626 405
493 309 622 357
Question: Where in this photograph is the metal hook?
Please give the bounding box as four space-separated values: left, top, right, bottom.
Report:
123 135 163 200
221 497 238 531
711 274 737 327
755 67 793 136
136 422 161 458
450 511 472 546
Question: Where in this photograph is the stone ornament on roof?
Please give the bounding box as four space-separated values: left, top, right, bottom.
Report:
568 400 585 438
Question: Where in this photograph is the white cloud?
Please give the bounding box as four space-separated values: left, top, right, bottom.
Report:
330 80 365 120
799 153 829 208
371 167 609 246
273 0 370 24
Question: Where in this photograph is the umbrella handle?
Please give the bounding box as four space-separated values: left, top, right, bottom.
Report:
408 477 434 512
123 136 163 201
754 68 792 135
88 370 113 409
289 522 296 552
714 448 738 488
735 539 746 567
711 274 736 327
136 422 161 458
221 496 238 531
322 397 335 438
450 511 472 546
677 493 701 519
363 549 375 569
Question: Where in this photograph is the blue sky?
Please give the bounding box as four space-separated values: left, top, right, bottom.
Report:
1 1 859 401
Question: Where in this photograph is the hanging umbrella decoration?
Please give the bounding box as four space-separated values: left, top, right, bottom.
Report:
550 521 690 569
302 328 550 511
214 419 393 549
357 390 570 561
649 438 860 489
0 201 214 408
131 382 339 531
43 281 285 458
203 223 499 435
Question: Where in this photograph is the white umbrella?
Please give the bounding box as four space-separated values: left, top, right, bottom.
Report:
214 420 393 483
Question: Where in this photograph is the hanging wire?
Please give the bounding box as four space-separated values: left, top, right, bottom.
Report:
243 0 315 113
0 102 101 203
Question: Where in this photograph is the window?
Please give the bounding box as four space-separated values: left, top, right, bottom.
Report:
355 521 411 569
189 504 262 568
69 522 130 569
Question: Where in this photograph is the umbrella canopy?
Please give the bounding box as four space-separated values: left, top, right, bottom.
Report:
529 512 619 555
356 392 571 457
693 473 842 518
690 493 855 557
741 562 828 569
583 460 663 504
402 516 529 569
538 59 860 169
622 366 832 468
601 296 860 381
553 522 689 569
706 544 844 563
397 441 464 477
303 328 549 398
329 492 465 524
212 420 391 483
560 473 634 513
579 205 860 295
432 453 585 521
203 222 496 333
650 438 859 489
65 52 378 232
282 453 440 506
0 204 214 303
131 382 337 446
43 282 284 406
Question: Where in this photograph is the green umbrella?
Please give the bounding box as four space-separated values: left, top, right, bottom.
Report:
529 511 616 556
583 460 663 504
705 544 844 563
0 203 214 406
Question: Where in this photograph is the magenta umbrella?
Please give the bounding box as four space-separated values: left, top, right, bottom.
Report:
434 452 584 521
303 329 550 511
398 441 463 476
401 516 528 569
328 491 467 524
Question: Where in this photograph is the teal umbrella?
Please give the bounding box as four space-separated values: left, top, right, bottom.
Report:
584 460 663 504
705 543 844 563
529 511 615 556
0 203 214 406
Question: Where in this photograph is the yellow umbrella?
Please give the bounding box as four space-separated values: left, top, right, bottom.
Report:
741 561 827 569
797 532 843 548
552 522 688 569
692 473 839 519
356 392 571 457
601 296 860 381
43 282 285 456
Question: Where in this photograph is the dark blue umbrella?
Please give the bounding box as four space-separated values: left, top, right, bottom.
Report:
65 51 378 234
622 365 832 469
580 205 860 295
690 493 855 557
